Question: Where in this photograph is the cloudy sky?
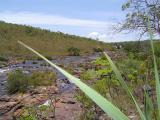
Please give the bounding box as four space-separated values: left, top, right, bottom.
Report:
0 0 139 42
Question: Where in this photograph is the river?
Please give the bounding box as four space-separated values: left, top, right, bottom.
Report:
0 53 99 96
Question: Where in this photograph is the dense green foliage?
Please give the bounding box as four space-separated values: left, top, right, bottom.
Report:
75 47 159 119
76 56 121 119
0 21 109 58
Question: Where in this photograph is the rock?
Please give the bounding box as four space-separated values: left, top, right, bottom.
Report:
30 86 58 95
0 83 4 86
0 96 11 102
13 108 23 118
128 114 137 120
0 101 18 115
40 100 51 106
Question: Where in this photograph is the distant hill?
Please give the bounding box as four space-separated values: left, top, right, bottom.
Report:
0 21 110 59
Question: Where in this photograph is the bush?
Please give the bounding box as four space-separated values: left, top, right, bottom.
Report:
29 71 56 87
0 61 7 68
7 70 57 94
7 69 29 94
93 48 104 52
0 56 8 62
45 56 52 60
67 47 80 56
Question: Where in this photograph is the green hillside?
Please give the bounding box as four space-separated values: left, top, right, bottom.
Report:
0 21 110 58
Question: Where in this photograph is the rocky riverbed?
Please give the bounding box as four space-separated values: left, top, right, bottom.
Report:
0 53 99 119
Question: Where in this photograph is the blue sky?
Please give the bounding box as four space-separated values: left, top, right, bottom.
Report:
0 0 138 42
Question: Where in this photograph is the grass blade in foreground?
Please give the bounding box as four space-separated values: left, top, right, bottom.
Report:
144 91 153 120
147 18 160 119
103 52 146 120
18 41 129 120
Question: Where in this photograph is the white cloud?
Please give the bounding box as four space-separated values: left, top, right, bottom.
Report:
87 31 139 42
87 32 107 40
0 11 114 29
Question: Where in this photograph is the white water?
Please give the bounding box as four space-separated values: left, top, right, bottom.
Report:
0 68 10 74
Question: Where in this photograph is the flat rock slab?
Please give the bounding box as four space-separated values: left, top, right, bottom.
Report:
54 92 81 120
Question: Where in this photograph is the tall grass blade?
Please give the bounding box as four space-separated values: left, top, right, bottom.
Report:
144 91 153 120
147 18 160 119
18 41 129 120
103 52 146 120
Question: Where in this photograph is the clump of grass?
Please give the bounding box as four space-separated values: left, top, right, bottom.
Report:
29 71 56 87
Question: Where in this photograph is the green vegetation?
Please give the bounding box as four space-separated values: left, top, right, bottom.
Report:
19 41 129 120
7 69 56 94
18 107 38 120
67 47 80 56
7 70 29 94
93 48 104 52
1 0 160 119
0 56 8 62
29 71 56 87
17 104 55 120
18 36 160 120
0 61 7 68
0 56 8 67
0 21 109 59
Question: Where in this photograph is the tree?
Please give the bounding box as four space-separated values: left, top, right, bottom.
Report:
120 0 160 38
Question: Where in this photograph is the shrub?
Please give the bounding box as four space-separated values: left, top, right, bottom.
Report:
18 107 38 120
93 48 104 52
0 61 7 68
45 56 52 60
0 56 8 62
67 47 80 56
29 71 56 87
80 70 97 82
7 69 29 94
